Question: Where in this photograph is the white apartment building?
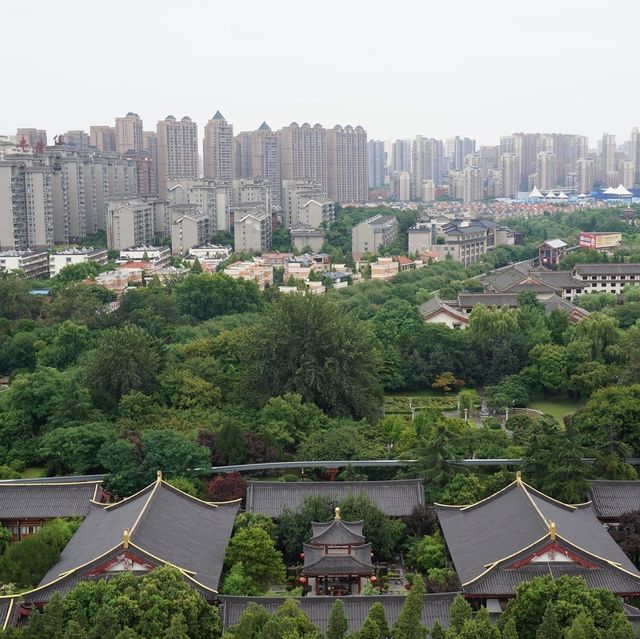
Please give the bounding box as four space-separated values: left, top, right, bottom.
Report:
0 250 50 279
351 214 398 256
224 260 273 289
327 125 368 204
49 247 108 277
170 207 212 257
117 246 171 266
156 115 199 196
203 111 233 181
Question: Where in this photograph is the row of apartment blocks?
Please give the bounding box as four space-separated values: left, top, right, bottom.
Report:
0 247 109 279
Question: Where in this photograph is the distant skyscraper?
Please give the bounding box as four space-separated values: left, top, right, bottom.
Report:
621 161 635 189
279 123 327 194
577 158 595 194
16 129 47 149
203 111 233 180
115 112 143 153
631 127 640 185
391 139 411 173
142 131 159 195
411 136 443 200
446 136 476 172
368 140 386 189
536 152 557 191
327 125 368 204
156 115 198 195
234 132 253 180
250 122 281 207
512 133 539 188
500 154 521 198
601 133 616 186
64 130 90 149
90 126 117 152
462 167 483 203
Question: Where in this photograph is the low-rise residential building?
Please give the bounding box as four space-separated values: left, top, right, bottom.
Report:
106 199 155 251
170 207 212 256
324 271 350 288
117 246 171 266
188 244 232 260
351 214 398 256
291 224 326 253
234 209 272 253
370 257 399 281
49 247 108 277
284 260 313 280
94 267 144 295
223 260 273 289
0 250 49 278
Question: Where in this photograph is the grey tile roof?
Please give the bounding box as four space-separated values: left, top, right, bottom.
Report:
535 271 585 289
245 481 425 518
436 480 640 596
218 594 457 632
310 520 365 545
39 481 239 593
457 294 519 308
0 481 101 519
589 481 640 520
574 264 640 275
302 553 374 576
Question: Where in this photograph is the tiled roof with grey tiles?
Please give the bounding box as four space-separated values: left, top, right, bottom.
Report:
310 520 365 545
246 481 424 518
436 480 640 595
218 594 457 632
0 481 101 519
589 481 640 520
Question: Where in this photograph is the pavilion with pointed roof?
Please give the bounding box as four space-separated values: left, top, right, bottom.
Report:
0 472 240 628
302 507 374 596
436 473 640 602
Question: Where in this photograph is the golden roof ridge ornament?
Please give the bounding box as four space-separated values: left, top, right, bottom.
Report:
123 529 130 549
156 470 163 483
515 471 523 485
549 521 556 541
334 506 341 520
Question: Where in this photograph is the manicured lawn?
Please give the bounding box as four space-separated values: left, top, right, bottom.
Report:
20 467 47 479
527 398 583 423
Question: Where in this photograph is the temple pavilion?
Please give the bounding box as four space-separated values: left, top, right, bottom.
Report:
436 472 640 604
302 507 374 595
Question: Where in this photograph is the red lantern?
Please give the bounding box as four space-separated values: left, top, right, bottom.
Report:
299 552 305 559
299 577 308 585
370 576 378 584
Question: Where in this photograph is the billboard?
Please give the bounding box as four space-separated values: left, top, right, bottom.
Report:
579 232 622 249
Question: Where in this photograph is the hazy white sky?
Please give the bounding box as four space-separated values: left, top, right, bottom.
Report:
2 0 638 146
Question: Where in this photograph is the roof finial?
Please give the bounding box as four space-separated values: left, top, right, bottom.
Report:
515 471 522 485
123 529 130 549
334 506 341 520
156 470 163 483
549 521 556 541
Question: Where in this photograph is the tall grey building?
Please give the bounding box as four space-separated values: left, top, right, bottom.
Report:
233 132 252 179
446 136 476 172
536 152 556 191
411 136 443 200
0 156 54 250
278 122 327 195
16 129 47 149
391 139 411 173
90 126 117 152
156 116 199 196
327 125 368 204
578 158 595 194
203 111 233 181
142 131 159 195
64 131 90 149
601 133 616 186
250 122 281 207
115 112 144 153
631 127 640 185
500 154 521 198
368 139 386 188
462 167 483 203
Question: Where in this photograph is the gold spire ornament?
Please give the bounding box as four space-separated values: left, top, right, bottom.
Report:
549 521 556 541
123 529 130 549
334 506 341 520
156 470 163 483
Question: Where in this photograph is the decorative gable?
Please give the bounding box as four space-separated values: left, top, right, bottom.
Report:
508 542 597 570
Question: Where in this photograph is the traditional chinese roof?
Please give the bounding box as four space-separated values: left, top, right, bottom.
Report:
310 518 365 545
589 481 640 521
436 475 640 598
218 594 457 632
0 480 103 520
37 476 238 594
245 480 424 518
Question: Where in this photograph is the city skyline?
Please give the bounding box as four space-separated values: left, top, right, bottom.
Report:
1 0 638 144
